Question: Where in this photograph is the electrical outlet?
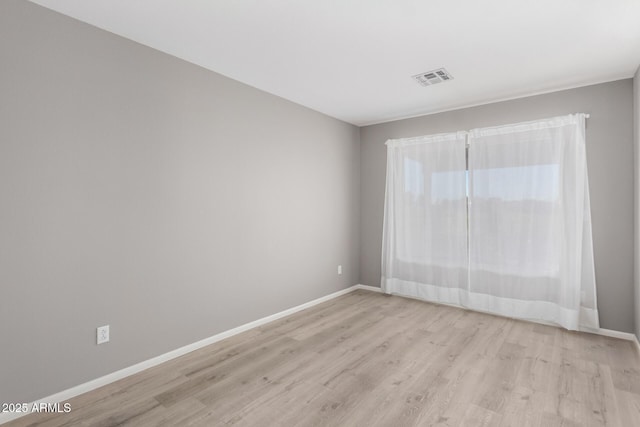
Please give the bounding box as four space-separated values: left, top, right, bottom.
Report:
97 325 110 345
337 265 343 275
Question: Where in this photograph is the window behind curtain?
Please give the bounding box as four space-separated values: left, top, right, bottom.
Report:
382 114 598 331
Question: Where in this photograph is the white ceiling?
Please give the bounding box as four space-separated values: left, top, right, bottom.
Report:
29 0 640 126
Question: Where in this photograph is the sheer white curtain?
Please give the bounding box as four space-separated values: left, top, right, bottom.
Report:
467 114 598 330
381 114 599 331
382 132 469 306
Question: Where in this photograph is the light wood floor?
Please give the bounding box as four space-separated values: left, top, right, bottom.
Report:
6 290 640 427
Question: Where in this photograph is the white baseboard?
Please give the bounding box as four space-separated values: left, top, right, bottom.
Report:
583 327 638 342
353 284 383 293
585 328 640 355
0 284 365 425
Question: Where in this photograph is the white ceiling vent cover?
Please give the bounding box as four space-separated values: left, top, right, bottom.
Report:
412 68 454 87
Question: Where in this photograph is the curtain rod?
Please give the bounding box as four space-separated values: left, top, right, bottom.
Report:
386 113 590 146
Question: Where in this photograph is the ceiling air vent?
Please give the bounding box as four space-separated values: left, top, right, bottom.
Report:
412 68 453 87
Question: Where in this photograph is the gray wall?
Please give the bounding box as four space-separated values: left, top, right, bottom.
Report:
634 66 640 340
360 80 635 333
0 0 360 404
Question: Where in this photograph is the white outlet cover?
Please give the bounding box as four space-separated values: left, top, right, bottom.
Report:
97 325 110 345
338 265 343 275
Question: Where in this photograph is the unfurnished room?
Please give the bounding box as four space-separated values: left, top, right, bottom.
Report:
2 0 640 426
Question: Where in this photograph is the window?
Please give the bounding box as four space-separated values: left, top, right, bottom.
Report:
382 114 598 331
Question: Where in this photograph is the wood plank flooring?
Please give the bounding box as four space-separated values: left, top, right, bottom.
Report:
6 290 640 426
